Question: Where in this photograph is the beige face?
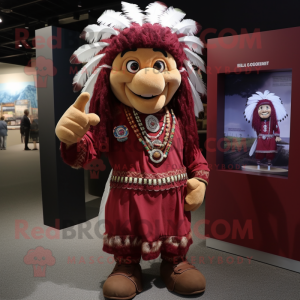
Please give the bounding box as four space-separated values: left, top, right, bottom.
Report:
110 48 181 114
258 104 271 119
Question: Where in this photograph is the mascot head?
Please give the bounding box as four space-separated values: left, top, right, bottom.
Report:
70 2 206 164
244 90 288 134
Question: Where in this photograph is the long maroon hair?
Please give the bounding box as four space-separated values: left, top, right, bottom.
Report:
89 23 199 166
252 100 277 134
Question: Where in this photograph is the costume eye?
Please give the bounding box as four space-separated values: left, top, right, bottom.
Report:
126 60 139 73
153 60 165 72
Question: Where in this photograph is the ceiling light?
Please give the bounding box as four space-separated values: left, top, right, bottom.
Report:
0 18 2 23
1 9 12 13
19 44 22 47
78 1 82 7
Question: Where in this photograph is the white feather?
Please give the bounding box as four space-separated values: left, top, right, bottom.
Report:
248 94 262 101
97 9 130 29
71 42 109 63
121 2 144 26
172 19 199 35
73 54 105 90
80 25 118 43
183 48 205 72
159 6 185 28
187 77 203 116
273 103 287 120
245 90 287 122
249 138 257 156
184 60 206 95
244 102 257 122
81 65 109 95
257 91 265 98
144 2 167 24
98 169 112 232
179 36 204 55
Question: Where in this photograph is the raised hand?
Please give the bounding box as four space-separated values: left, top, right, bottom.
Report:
55 92 100 146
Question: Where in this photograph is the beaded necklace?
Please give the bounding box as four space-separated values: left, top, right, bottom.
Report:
134 109 167 140
133 108 169 149
124 106 176 164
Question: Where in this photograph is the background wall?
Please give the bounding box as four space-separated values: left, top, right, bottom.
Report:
0 62 35 82
0 62 36 147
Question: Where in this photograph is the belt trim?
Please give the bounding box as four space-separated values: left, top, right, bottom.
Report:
111 173 188 186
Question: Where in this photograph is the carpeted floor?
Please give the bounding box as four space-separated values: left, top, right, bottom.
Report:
0 144 299 300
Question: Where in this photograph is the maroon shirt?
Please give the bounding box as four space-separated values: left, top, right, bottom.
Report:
60 104 209 260
256 118 280 153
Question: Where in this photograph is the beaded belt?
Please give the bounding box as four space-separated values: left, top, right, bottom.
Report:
110 168 188 191
258 134 274 140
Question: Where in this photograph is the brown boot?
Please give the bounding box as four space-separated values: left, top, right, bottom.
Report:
103 263 143 299
160 259 206 295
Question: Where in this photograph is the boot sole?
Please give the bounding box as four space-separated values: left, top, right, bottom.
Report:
103 292 137 300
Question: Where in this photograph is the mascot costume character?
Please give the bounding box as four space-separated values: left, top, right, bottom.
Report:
55 2 210 298
245 90 287 170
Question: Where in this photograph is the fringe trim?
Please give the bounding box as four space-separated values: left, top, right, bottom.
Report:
110 180 187 192
103 231 193 261
192 169 209 183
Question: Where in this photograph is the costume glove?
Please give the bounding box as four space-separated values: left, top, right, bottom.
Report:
184 178 206 211
55 92 100 146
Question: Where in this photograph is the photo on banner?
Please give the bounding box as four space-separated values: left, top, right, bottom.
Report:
0 81 38 129
223 71 292 177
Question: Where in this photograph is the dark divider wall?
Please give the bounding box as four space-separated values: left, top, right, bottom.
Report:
36 26 86 229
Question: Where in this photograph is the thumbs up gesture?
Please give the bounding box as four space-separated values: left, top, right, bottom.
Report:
55 92 100 146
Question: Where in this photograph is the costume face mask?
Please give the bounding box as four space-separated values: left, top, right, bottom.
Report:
110 48 181 114
258 104 271 119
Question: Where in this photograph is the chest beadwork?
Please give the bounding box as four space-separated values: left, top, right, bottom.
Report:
263 123 268 132
124 106 176 164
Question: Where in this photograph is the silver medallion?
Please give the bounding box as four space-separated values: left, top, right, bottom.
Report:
152 139 162 146
149 149 164 163
145 115 160 133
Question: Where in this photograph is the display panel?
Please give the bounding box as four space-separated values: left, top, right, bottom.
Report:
223 71 291 177
0 82 38 129
206 27 300 264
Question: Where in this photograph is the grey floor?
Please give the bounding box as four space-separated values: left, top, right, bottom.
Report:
0 144 299 300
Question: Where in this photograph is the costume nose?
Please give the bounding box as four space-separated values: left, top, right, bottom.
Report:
128 68 165 96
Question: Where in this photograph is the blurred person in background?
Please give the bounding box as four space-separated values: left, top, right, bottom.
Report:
0 116 8 150
30 118 39 150
21 109 31 150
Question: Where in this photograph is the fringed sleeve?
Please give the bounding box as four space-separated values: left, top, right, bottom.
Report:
186 144 210 185
60 131 99 169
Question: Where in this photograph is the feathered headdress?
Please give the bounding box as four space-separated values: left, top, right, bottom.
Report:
244 90 288 124
70 1 206 116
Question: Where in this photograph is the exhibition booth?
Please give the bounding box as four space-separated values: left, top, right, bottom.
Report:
206 27 299 272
